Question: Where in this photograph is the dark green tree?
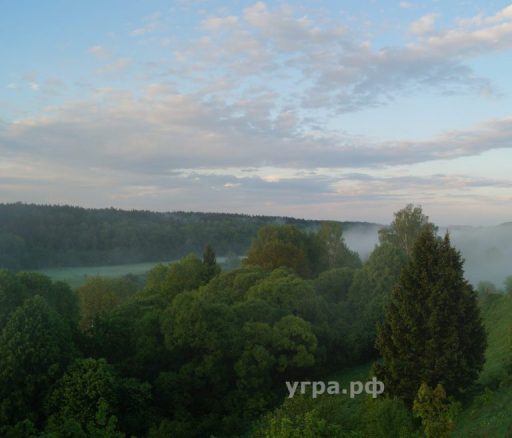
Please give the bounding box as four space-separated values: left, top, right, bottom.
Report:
45 358 118 428
203 243 221 281
375 226 487 403
0 295 76 426
145 254 211 300
243 225 312 277
346 242 407 360
0 269 29 330
16 272 80 325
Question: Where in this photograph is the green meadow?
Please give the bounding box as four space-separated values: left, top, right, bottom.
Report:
38 257 230 289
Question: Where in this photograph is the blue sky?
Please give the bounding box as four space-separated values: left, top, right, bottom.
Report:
1 0 512 225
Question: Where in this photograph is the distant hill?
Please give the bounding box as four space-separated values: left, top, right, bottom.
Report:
0 203 381 270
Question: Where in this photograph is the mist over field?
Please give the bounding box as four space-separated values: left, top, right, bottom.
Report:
343 223 512 288
342 225 381 261
447 224 512 288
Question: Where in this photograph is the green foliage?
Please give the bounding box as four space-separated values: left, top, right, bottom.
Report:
0 296 76 426
43 399 125 438
246 269 326 325
363 397 416 438
145 254 211 299
77 276 138 330
154 266 341 436
317 221 362 270
379 204 434 257
413 383 454 438
0 270 79 331
346 242 407 361
16 272 80 325
313 267 355 304
263 409 342 437
273 315 318 372
0 269 30 329
45 358 118 428
375 227 487 403
243 225 314 277
243 223 361 279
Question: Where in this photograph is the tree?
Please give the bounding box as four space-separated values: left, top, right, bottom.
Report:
145 254 211 299
243 225 312 277
202 243 221 281
0 296 76 425
375 226 487 403
16 272 80 325
317 222 361 270
313 267 354 304
363 397 414 438
379 204 435 257
45 358 118 428
77 277 124 331
346 243 407 360
413 383 454 438
0 269 29 330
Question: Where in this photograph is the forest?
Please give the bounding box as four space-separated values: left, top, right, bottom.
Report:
0 204 511 437
0 203 379 270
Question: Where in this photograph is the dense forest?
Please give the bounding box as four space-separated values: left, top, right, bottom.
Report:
1 204 510 437
0 203 380 270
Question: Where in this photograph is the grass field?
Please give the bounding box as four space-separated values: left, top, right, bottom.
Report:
37 261 172 289
453 292 512 437
37 256 230 289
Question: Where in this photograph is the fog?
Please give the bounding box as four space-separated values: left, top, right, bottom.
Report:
343 223 512 289
444 224 512 289
343 224 381 261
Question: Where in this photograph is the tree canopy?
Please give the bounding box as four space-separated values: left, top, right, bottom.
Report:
375 226 487 402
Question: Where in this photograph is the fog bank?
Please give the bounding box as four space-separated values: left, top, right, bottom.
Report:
343 223 512 288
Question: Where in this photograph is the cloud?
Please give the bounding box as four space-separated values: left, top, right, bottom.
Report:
399 1 416 9
409 13 437 35
201 15 238 31
3 2 512 223
39 78 66 96
1 91 511 174
170 2 511 115
96 58 132 74
131 12 161 36
87 45 110 58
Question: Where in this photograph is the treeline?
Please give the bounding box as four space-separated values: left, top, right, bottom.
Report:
0 205 492 437
0 203 379 269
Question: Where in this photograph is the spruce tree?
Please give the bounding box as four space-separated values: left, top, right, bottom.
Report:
202 244 220 282
375 225 487 403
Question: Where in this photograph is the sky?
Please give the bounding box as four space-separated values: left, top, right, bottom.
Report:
1 0 512 226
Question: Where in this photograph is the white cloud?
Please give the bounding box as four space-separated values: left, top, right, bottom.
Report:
165 2 511 115
399 1 416 9
409 13 437 35
131 12 161 36
1 91 511 174
87 45 110 58
96 58 132 74
201 15 238 31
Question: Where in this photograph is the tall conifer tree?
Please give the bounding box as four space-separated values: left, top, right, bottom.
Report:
375 225 486 403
